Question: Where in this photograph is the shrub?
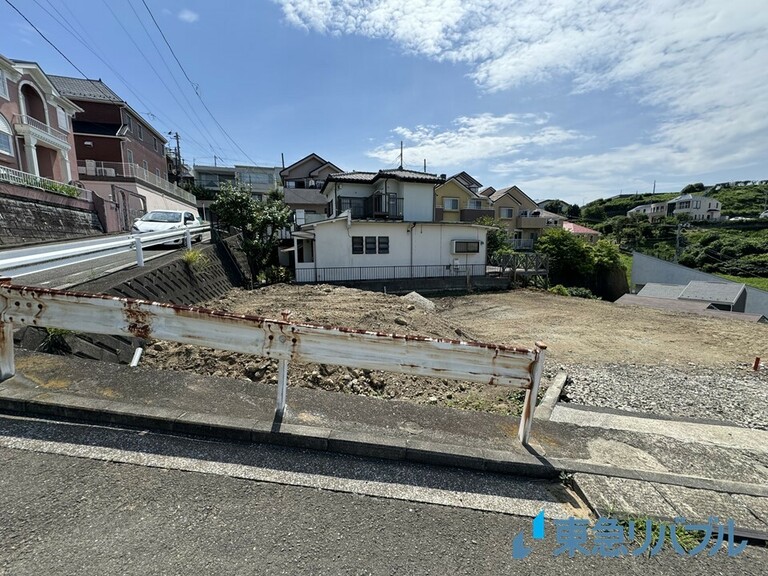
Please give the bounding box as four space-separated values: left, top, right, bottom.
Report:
181 248 210 270
548 284 570 296
567 286 600 299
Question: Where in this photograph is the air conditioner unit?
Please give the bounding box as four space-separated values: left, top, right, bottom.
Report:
85 159 96 176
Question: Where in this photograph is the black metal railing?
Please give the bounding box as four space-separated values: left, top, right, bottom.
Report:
336 195 403 219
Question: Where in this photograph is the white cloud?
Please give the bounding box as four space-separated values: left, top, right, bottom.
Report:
274 1 768 198
178 9 200 23
367 113 585 168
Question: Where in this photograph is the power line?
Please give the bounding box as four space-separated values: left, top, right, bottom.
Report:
139 0 261 166
123 0 227 155
25 0 221 159
99 0 226 157
5 0 91 80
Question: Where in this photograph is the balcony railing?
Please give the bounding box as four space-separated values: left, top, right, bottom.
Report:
12 114 69 145
509 239 535 250
336 195 403 219
0 165 83 199
77 160 196 205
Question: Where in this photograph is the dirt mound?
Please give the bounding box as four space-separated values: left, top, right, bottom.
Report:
141 284 532 416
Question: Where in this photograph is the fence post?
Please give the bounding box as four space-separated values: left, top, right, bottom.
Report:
275 358 289 415
135 237 145 267
518 342 547 445
0 321 14 381
184 229 192 249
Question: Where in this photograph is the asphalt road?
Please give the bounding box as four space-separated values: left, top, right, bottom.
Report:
0 415 765 575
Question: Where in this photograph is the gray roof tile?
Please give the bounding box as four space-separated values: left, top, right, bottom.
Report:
47 75 123 103
679 281 746 305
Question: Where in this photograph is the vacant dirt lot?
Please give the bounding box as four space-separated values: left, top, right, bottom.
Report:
141 284 766 421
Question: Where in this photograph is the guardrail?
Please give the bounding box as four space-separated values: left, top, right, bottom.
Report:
0 225 210 278
0 280 547 444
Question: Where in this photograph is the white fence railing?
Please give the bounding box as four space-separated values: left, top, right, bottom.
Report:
77 160 197 205
0 280 546 444
0 225 210 278
13 114 69 144
0 165 82 199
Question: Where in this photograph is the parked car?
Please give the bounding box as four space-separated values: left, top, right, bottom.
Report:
132 210 204 244
760 209 768 219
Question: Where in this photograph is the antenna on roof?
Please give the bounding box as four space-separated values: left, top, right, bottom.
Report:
424 159 426 172
399 141 403 170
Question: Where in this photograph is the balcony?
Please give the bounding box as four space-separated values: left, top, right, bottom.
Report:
460 207 494 222
518 216 561 229
337 195 403 220
509 239 535 250
77 160 196 205
13 114 69 148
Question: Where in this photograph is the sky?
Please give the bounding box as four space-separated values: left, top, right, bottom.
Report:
1 0 766 205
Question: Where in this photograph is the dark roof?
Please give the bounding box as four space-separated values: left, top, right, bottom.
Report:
327 168 445 185
280 153 341 177
284 189 328 206
489 185 536 205
449 171 482 188
48 75 123 103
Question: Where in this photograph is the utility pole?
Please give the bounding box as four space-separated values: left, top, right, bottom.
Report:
675 222 685 262
168 131 181 182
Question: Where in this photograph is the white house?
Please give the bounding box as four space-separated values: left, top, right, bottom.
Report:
293 215 489 283
627 195 721 222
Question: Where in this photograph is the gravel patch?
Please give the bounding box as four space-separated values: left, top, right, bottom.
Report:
560 363 768 430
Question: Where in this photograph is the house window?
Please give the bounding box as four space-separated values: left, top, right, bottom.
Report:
468 199 482 209
137 124 143 140
352 236 389 254
155 168 161 177
142 160 149 170
153 137 158 152
377 236 389 254
0 70 8 100
453 240 480 254
365 236 377 254
124 114 132 132
693 200 701 209
0 116 14 156
443 197 459 211
56 107 68 132
519 210 529 217
126 149 134 164
352 236 364 254
500 207 514 219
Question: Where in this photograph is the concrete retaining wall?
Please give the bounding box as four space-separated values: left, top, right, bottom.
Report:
0 183 103 246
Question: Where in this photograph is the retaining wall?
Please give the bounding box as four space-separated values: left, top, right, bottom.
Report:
0 182 103 246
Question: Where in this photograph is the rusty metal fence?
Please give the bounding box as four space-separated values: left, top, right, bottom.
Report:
0 280 547 445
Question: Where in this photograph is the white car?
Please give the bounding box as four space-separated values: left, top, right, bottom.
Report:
760 209 768 219
132 210 204 244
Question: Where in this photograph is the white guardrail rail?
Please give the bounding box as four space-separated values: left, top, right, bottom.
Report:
0 280 547 444
0 225 210 278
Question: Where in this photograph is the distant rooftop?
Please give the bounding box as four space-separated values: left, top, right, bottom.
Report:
48 75 123 103
636 283 685 300
679 281 746 305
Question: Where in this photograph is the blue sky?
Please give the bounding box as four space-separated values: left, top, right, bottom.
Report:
2 0 766 204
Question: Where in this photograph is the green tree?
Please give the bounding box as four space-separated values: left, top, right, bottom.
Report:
581 204 607 223
535 228 594 286
211 182 292 280
476 217 510 259
566 203 581 219
490 246 516 273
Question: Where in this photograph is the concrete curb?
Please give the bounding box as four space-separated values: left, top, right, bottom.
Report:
0 393 561 481
534 370 567 421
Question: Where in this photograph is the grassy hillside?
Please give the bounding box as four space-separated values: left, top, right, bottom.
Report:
581 182 767 223
705 183 768 217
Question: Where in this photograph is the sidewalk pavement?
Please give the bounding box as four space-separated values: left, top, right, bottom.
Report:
1 349 767 540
